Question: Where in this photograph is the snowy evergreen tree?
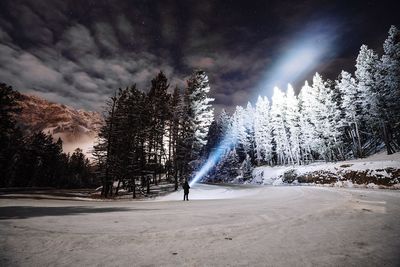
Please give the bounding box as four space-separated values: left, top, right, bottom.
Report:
356 43 397 154
337 70 363 157
254 96 273 165
298 81 318 163
270 87 291 165
186 70 215 157
355 45 380 125
240 153 253 181
285 84 301 165
232 106 248 158
378 25 400 150
244 102 256 161
311 73 329 159
312 73 343 161
204 109 231 158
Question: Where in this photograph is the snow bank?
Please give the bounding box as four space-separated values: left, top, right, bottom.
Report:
252 152 400 188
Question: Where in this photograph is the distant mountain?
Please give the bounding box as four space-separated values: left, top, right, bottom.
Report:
15 94 104 156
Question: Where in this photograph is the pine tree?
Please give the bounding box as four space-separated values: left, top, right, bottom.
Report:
243 102 256 161
270 87 291 165
0 83 22 186
254 96 273 165
231 106 248 160
93 92 118 197
355 45 380 125
169 86 181 190
298 81 318 163
240 154 253 181
379 25 400 150
186 70 214 157
337 70 363 157
148 71 170 184
356 44 395 154
285 84 301 165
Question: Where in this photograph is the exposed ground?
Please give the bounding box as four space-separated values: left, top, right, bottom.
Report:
1 184 399 266
252 151 400 188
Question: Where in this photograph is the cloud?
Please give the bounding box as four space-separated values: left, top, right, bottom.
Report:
8 3 54 45
0 0 389 115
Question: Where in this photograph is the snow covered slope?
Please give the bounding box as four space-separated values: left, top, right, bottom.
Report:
252 152 400 188
15 94 103 155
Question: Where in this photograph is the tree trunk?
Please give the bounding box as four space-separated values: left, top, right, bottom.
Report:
132 177 136 199
115 179 121 196
353 119 363 158
146 175 150 194
103 95 117 198
382 121 394 155
174 157 178 191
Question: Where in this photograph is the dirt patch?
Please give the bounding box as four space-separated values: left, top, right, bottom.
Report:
342 169 398 186
297 171 340 184
283 168 400 187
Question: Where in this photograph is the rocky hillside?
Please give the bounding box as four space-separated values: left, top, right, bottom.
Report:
15 94 103 155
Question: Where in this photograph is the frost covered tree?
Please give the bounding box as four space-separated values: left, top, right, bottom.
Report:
337 70 363 157
377 25 400 150
298 81 318 163
312 73 343 161
254 96 273 165
232 106 249 158
240 154 253 181
270 87 291 165
204 109 231 158
356 44 396 154
285 84 301 165
355 45 380 125
243 102 256 161
186 70 215 157
311 73 329 158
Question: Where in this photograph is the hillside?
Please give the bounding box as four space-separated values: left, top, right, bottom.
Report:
15 94 103 155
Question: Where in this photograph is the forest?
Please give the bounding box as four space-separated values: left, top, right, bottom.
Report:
204 25 400 183
0 26 399 197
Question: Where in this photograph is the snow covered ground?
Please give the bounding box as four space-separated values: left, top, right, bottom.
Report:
1 184 400 266
252 151 400 187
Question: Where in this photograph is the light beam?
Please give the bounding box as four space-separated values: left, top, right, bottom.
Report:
189 134 236 187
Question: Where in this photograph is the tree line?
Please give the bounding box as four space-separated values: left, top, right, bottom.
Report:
0 83 95 188
93 70 214 197
204 25 400 183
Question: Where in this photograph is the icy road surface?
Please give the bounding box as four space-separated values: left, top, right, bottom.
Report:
1 184 399 266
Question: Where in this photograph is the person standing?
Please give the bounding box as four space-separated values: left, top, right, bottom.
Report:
182 180 190 201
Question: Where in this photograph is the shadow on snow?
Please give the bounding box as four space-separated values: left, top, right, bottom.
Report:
0 206 159 220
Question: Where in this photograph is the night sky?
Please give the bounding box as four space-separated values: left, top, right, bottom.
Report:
0 0 399 114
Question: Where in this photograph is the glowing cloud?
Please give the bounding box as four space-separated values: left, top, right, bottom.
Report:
256 21 339 95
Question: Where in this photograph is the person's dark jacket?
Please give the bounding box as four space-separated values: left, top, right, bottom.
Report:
183 182 190 194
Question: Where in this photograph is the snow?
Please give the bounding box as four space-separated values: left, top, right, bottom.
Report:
157 184 261 201
252 152 400 185
1 185 400 266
